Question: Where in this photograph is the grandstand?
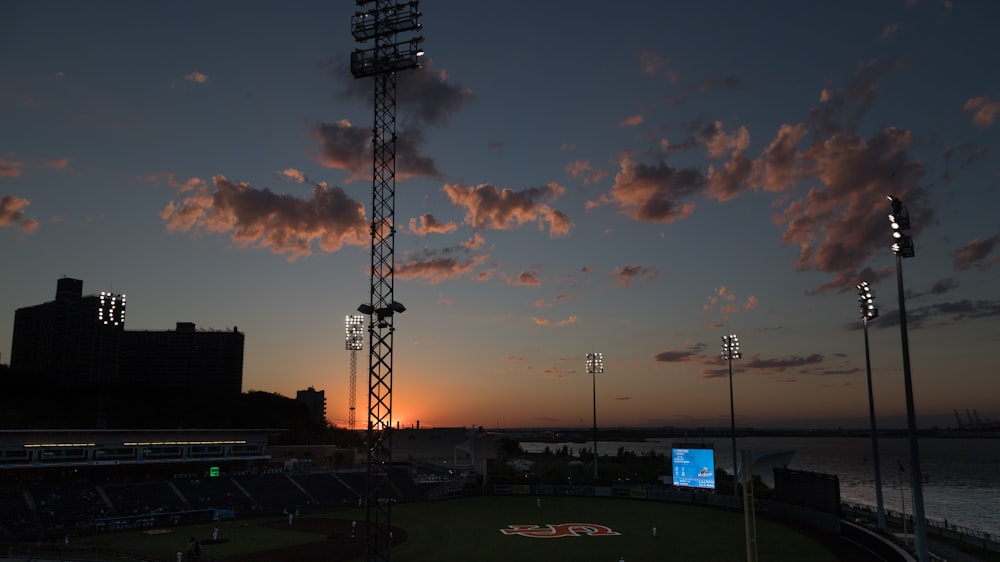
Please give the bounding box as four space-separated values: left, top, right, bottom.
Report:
0 428 439 541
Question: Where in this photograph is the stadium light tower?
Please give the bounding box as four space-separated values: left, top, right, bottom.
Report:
345 314 365 430
721 334 741 497
585 352 604 480
857 281 886 531
888 195 928 562
351 2 423 559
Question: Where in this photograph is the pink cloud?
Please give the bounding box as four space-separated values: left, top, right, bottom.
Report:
963 97 1000 128
184 71 208 84
443 182 572 237
279 168 307 183
408 213 458 236
0 157 24 177
160 175 368 260
565 160 608 185
587 153 703 223
0 195 38 233
395 252 489 284
620 115 644 127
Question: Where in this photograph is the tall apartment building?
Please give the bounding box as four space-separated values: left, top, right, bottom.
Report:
10 278 243 395
296 386 327 425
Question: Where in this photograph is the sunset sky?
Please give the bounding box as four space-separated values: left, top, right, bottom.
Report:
2 1 998 430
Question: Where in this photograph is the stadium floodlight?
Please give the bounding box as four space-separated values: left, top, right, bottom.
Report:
721 334 741 497
586 352 604 481
886 195 928 562
857 281 886 531
345 315 365 431
98 292 126 327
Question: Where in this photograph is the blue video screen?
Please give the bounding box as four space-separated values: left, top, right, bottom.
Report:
672 448 716 489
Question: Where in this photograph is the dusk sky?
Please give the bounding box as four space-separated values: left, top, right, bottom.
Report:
2 1 998 430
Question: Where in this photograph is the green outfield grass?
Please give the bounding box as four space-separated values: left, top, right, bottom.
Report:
79 495 845 562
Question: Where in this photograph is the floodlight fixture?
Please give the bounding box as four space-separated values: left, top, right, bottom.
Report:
857 282 878 320
98 291 127 327
721 334 741 360
346 315 365 350
358 303 375 315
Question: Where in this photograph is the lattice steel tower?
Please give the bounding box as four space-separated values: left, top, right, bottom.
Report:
350 2 423 561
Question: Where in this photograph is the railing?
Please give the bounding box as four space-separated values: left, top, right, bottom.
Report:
843 501 999 553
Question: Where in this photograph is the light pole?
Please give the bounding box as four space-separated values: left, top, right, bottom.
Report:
351 2 423 560
888 195 928 562
345 315 364 430
857 282 886 531
721 334 741 497
585 352 604 481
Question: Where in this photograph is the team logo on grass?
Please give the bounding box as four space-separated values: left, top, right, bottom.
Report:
500 523 620 538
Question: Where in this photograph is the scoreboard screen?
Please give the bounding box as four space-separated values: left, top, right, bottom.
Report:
672 447 716 489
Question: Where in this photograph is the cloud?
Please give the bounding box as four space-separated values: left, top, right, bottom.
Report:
743 353 825 372
408 213 458 236
954 235 1000 271
0 157 24 177
443 182 572 237
874 298 1000 330
314 119 442 182
184 71 208 84
44 158 70 170
809 58 905 139
565 160 608 185
653 343 708 363
338 58 475 128
704 122 753 202
704 286 757 320
963 97 1000 128
587 153 703 223
531 315 578 327
611 264 658 288
0 195 39 233
396 252 489 285
278 168 307 183
698 76 743 94
509 271 541 286
160 175 368 260
774 127 929 284
620 115 644 127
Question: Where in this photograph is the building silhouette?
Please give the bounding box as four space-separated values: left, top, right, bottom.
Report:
10 278 243 395
296 386 327 425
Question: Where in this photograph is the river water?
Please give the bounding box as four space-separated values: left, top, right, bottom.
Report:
519 435 1000 537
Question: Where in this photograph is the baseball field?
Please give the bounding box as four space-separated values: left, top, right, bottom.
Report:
57 495 871 562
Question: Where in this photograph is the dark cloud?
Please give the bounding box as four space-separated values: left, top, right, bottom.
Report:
337 58 475 128
160 175 367 261
809 58 906 140
314 120 442 182
954 235 999 271
698 76 744 94
611 264 658 288
396 253 489 285
743 353 825 372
